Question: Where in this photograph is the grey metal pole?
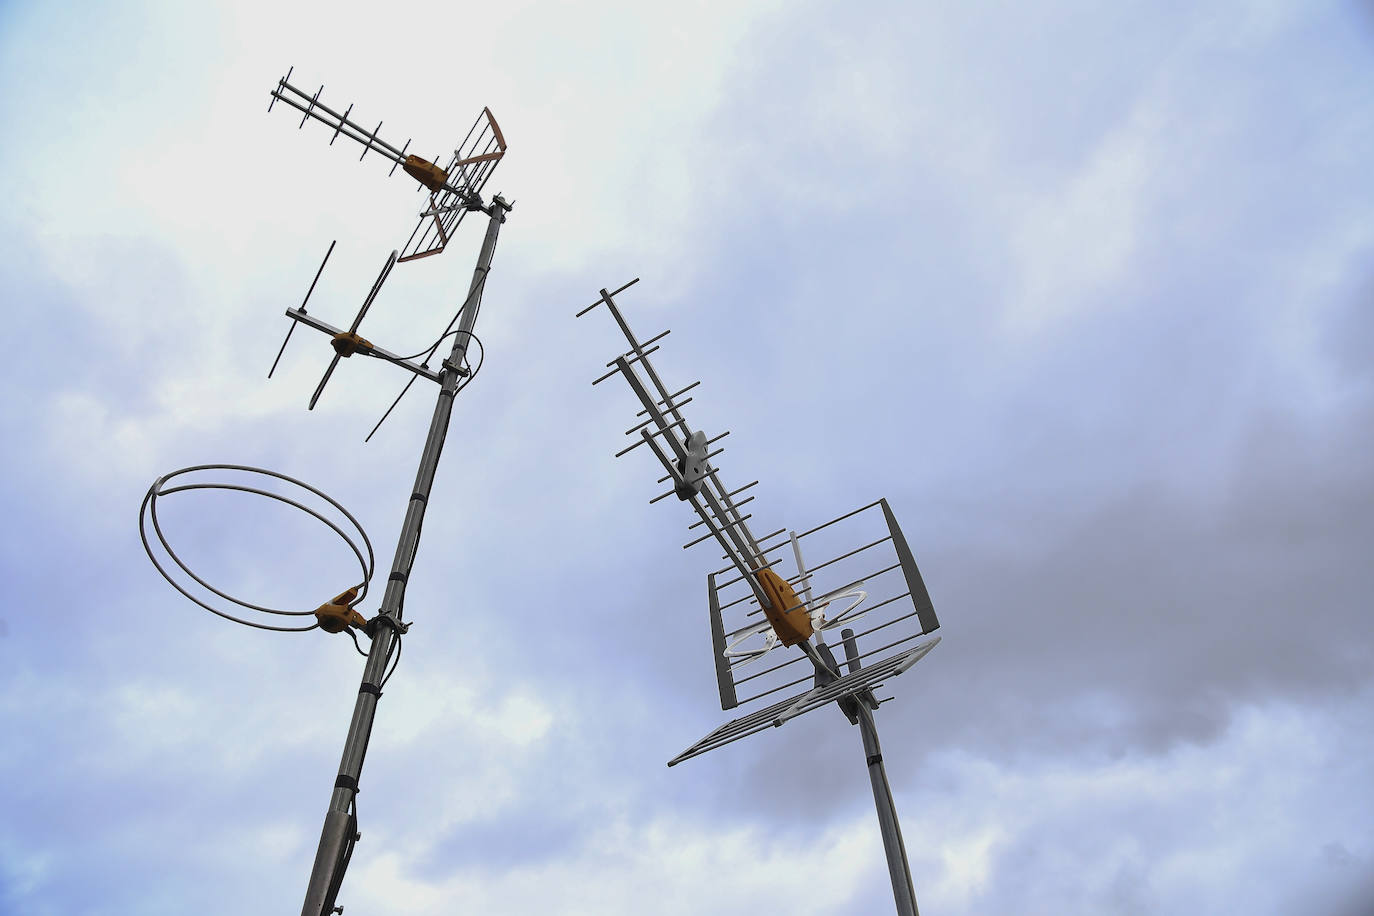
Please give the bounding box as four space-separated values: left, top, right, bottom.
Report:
844 628 919 916
300 196 511 916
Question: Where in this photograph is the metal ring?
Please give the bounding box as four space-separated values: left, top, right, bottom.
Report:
817 590 871 631
723 621 779 668
139 464 374 632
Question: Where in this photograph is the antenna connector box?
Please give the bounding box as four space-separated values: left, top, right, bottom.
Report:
315 588 366 633
758 568 813 646
402 155 450 193
331 332 373 357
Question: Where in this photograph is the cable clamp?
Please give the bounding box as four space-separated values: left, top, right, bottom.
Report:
365 613 411 637
441 357 471 377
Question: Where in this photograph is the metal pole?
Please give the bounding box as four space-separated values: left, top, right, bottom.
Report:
300 196 511 916
844 629 919 916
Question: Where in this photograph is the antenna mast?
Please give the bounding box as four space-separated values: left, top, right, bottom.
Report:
140 69 513 916
267 71 514 916
298 202 508 916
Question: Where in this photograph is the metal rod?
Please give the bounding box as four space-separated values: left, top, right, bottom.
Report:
270 240 336 379
300 196 511 916
347 250 398 334
636 424 770 610
683 513 752 549
848 635 919 916
625 399 694 436
269 85 407 162
614 418 688 457
388 139 411 176
656 448 725 483
713 528 787 576
575 277 640 317
689 495 753 528
788 535 894 582
729 642 811 684
308 354 343 410
604 329 670 367
592 345 661 385
599 290 692 433
282 309 440 384
842 627 928 670
631 381 700 420
734 670 816 707
268 67 293 111
793 499 885 542
725 480 759 499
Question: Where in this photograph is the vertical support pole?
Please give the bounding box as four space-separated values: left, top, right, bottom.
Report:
843 629 919 916
299 196 511 916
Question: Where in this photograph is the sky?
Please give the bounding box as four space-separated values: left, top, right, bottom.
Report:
1 1 1372 914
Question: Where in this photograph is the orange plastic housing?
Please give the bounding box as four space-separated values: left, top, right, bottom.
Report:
330 332 373 357
314 588 366 633
757 567 813 646
402 155 450 192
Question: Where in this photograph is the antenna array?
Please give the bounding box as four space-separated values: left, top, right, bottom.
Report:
140 68 514 916
579 280 942 916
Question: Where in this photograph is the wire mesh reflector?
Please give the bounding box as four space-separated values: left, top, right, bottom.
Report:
399 108 507 262
668 637 940 766
706 498 939 711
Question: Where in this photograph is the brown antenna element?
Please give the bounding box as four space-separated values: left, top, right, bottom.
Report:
399 108 508 262
267 70 508 264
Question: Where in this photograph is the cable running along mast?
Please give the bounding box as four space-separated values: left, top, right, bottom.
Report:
139 69 512 916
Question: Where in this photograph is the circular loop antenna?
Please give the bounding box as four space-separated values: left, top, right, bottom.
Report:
138 464 374 632
816 589 870 632
723 621 779 668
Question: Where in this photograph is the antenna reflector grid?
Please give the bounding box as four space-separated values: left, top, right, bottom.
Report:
704 500 940 713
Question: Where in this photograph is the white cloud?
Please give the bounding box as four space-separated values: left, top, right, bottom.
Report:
3 2 1373 915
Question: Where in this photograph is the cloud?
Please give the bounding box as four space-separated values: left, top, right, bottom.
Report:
2 1 1373 914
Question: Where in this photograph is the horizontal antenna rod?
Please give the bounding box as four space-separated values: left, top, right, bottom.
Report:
575 277 641 317
269 78 408 164
605 329 670 367
283 309 441 384
592 345 661 386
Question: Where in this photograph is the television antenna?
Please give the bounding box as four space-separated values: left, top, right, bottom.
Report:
578 280 942 916
138 69 512 916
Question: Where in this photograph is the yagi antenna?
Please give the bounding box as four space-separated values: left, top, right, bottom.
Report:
263 71 514 422
264 70 511 421
268 69 507 261
579 281 942 916
141 68 516 916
